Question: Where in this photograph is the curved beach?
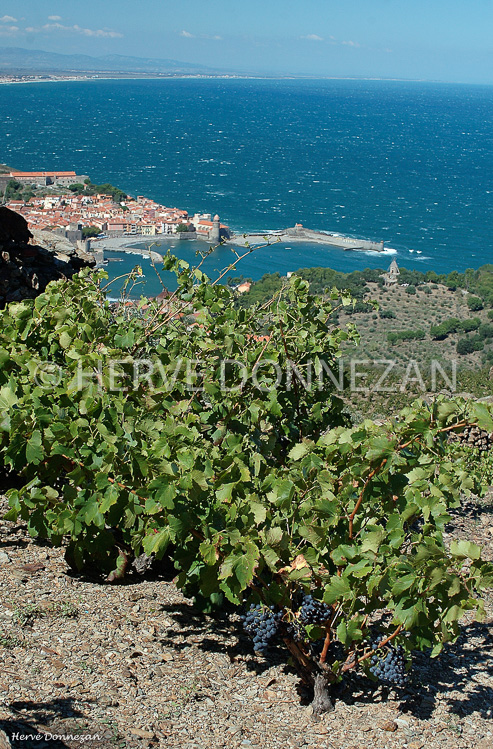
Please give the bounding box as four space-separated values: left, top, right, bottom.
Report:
91 236 165 263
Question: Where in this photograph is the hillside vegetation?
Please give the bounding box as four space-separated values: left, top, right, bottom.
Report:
236 264 493 416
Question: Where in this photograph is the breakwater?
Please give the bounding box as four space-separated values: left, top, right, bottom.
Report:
228 225 385 252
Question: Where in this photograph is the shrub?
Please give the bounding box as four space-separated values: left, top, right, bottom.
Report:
457 338 474 355
457 336 484 355
430 318 460 340
346 300 373 314
467 296 484 311
82 226 100 239
388 329 426 343
457 318 481 333
479 323 493 339
405 285 416 295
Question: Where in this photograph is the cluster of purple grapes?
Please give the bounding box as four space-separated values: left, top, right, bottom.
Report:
241 604 283 654
369 637 408 687
298 594 332 625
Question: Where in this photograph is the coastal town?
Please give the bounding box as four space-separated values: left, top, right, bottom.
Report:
0 168 387 263
0 169 230 244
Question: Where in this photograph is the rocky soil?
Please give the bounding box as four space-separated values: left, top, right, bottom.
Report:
0 494 491 749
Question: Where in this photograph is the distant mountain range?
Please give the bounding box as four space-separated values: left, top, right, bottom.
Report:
0 46 225 75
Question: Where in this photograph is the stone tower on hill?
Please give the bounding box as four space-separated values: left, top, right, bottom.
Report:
383 259 400 287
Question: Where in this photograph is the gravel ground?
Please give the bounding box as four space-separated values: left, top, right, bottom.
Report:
0 494 492 749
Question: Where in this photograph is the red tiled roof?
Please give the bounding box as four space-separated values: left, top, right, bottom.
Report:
10 171 77 177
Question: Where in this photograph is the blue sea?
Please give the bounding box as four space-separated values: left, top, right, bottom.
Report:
1 78 492 296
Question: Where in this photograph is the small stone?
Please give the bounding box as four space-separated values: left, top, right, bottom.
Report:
0 730 12 749
54 252 71 263
380 720 398 732
408 742 425 749
0 551 10 564
11 569 29 582
395 718 410 728
21 561 45 573
129 728 155 739
475 741 493 749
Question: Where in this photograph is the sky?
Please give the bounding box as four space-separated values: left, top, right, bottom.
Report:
0 1 492 84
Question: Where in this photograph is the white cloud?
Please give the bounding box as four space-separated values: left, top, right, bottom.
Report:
300 34 323 41
26 22 123 38
48 15 62 21
180 29 222 40
0 25 19 35
0 15 18 23
341 40 360 47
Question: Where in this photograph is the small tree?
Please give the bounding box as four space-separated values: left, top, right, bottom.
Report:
467 296 484 311
478 323 493 340
4 179 23 201
457 338 475 355
458 318 481 333
68 183 85 193
82 226 101 239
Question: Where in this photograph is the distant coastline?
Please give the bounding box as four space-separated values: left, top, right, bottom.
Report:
0 73 268 86
0 72 433 87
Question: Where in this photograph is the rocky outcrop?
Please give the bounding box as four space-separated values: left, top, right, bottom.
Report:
0 207 95 308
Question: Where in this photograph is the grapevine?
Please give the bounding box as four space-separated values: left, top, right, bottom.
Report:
0 257 492 714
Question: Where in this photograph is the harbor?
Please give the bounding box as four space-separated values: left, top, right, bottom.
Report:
89 224 386 269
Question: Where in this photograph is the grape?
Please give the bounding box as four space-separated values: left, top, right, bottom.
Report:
298 594 332 625
369 640 409 688
285 618 305 643
241 603 283 654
